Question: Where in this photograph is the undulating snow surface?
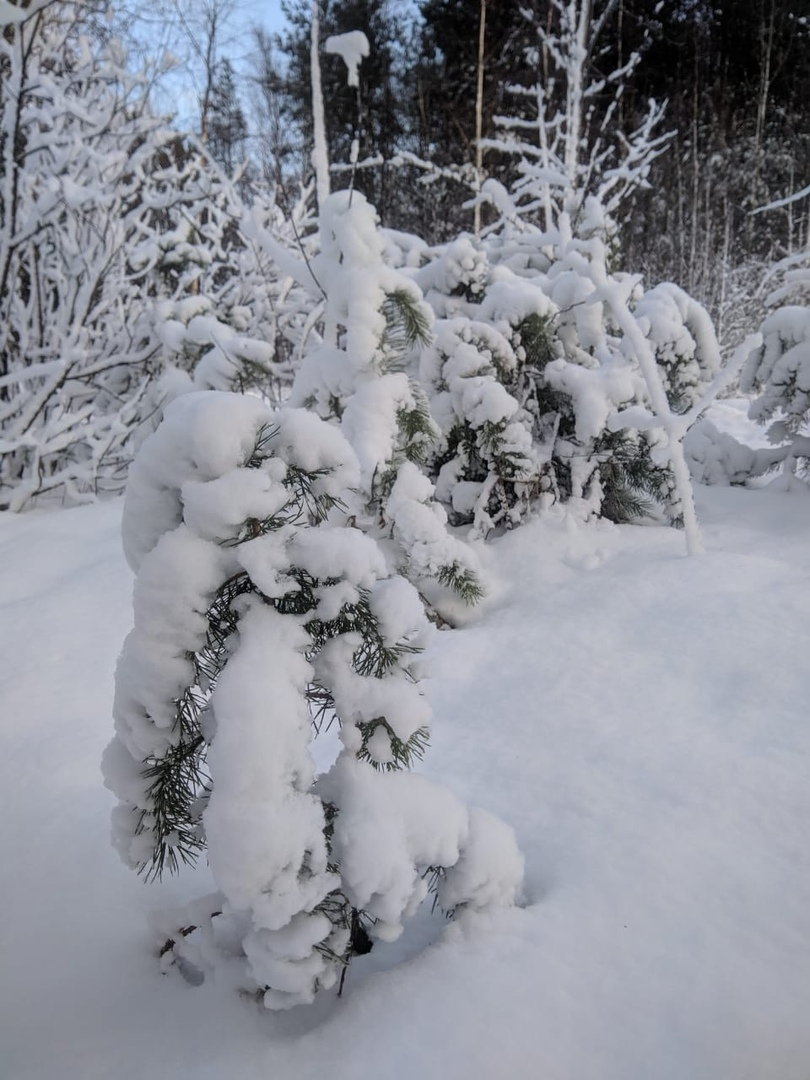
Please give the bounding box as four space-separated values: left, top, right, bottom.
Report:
2 466 810 1078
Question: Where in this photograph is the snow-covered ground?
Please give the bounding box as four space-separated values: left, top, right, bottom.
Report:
2 472 810 1079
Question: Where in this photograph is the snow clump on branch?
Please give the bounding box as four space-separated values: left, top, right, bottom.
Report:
325 30 370 89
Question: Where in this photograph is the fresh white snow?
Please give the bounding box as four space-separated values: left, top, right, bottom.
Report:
2 455 810 1078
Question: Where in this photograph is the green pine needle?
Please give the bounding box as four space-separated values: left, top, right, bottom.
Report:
382 288 433 351
516 312 556 371
436 561 485 605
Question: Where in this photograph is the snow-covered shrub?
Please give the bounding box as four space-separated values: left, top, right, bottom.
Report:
0 8 173 508
683 420 761 486
416 268 560 534
529 227 684 523
141 172 310 406
741 302 810 487
633 283 722 413
394 0 713 536
414 236 490 316
680 295 808 491
103 391 522 1009
421 315 543 534
0 5 300 510
411 213 703 531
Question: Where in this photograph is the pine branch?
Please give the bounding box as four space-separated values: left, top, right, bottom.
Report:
396 387 439 465
435 562 485 605
357 720 430 771
137 574 255 880
516 312 556 370
382 288 432 352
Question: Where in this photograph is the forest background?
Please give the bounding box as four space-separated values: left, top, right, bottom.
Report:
2 0 809 511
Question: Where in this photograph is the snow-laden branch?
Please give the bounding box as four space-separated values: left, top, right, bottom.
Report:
751 182 810 216
486 0 671 239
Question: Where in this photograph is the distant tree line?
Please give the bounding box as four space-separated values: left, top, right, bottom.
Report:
253 0 809 337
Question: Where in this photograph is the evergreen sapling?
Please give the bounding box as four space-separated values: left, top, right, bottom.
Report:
103 391 523 1010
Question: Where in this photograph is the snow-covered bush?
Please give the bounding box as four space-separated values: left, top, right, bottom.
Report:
103 391 523 1009
137 185 274 397
0 6 172 508
525 224 684 524
683 420 761 486
0 4 303 510
633 283 722 413
698 252 810 490
140 169 310 407
420 313 544 534
741 284 810 486
396 0 715 538
409 208 722 533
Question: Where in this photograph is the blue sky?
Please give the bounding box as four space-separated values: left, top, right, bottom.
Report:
255 1 288 34
231 0 288 44
132 1 290 128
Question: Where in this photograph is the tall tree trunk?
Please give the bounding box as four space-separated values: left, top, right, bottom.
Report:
310 0 330 212
473 0 487 237
752 0 776 216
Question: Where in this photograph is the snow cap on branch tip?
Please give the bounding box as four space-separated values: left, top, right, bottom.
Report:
325 31 370 89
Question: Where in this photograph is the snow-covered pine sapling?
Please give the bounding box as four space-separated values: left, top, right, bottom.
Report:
420 313 545 535
595 257 765 550
289 190 483 607
567 254 700 551
632 283 723 414
410 240 540 534
412 220 680 528
483 203 681 525
739 255 810 488
411 241 552 534
103 391 522 1009
414 236 490 318
633 285 779 495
